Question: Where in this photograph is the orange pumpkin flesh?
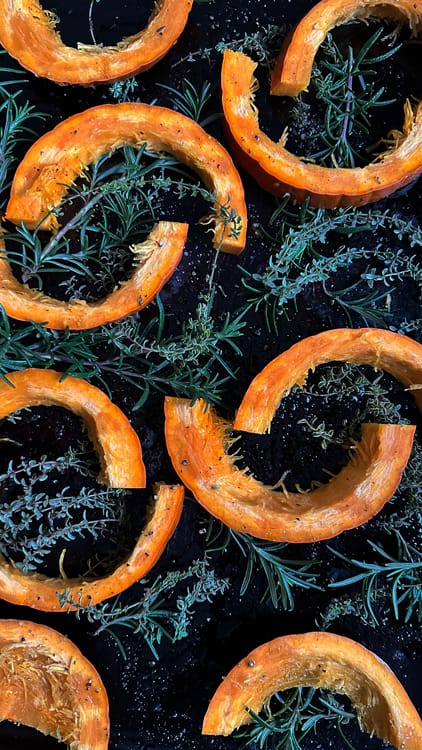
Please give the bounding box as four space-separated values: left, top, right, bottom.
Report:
271 0 422 96
0 0 193 85
5 102 247 255
202 632 422 750
164 397 415 543
221 48 422 208
0 618 109 748
0 368 145 489
0 221 188 330
235 328 422 432
0 483 184 611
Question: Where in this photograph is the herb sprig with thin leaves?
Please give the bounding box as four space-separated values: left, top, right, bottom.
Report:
309 28 400 167
0 445 128 574
207 523 321 610
237 687 357 750
59 557 229 659
242 204 421 330
329 532 422 624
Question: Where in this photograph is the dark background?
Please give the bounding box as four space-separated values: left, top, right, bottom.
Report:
0 1 420 749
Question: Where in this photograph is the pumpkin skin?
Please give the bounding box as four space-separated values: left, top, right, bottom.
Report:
0 221 188 330
5 102 247 255
221 49 422 208
235 328 422 432
202 632 422 750
271 0 422 96
164 397 415 543
0 619 109 749
0 0 193 85
0 368 145 488
0 483 184 611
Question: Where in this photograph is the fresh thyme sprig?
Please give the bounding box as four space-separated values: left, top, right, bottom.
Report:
0 446 127 574
60 557 229 659
237 687 356 750
242 205 421 329
329 533 422 624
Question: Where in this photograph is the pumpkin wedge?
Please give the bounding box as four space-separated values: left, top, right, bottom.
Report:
0 368 145 488
202 632 422 750
6 102 247 255
0 0 193 85
164 397 415 542
221 47 422 207
0 483 184 611
0 619 109 748
235 328 422 432
271 0 422 96
0 221 188 330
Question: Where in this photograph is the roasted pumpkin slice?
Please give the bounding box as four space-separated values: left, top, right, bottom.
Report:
0 368 145 488
6 102 247 255
0 483 184 611
0 619 109 748
0 221 188 330
0 0 193 85
221 47 422 207
235 328 422 432
202 632 422 750
164 397 415 543
271 0 422 96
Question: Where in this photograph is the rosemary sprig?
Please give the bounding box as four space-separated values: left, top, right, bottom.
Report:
309 28 400 167
207 524 321 610
237 687 356 750
329 533 422 624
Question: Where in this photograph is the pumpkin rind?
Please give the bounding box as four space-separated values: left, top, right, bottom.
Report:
0 484 184 611
221 48 422 207
0 368 145 488
164 397 415 542
0 0 193 85
6 102 247 255
202 632 422 750
271 0 422 96
0 618 109 748
235 328 422 433
0 221 188 330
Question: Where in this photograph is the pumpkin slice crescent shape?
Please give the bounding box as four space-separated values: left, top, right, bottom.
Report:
0 619 110 748
165 329 421 542
0 0 193 85
0 368 185 610
0 221 188 330
3 103 246 329
222 14 422 209
0 483 184 611
6 103 247 254
0 368 145 488
202 632 422 750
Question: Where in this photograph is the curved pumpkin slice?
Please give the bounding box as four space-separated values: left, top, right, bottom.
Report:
202 632 422 750
0 619 109 748
6 102 247 254
0 221 188 330
0 483 184 611
0 368 145 488
221 49 422 208
0 0 193 85
271 0 422 96
235 328 422 432
164 397 415 543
